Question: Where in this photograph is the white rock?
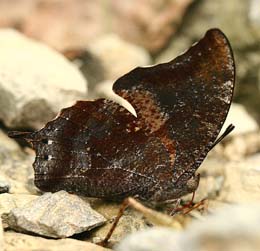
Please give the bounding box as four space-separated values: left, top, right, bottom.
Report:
180 203 260 251
221 103 259 136
116 227 181 251
89 34 151 80
6 190 106 238
220 131 260 160
213 103 260 160
249 0 260 26
0 193 38 217
117 203 260 251
219 154 260 203
0 29 87 129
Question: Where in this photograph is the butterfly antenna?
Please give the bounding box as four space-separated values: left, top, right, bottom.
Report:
210 124 235 150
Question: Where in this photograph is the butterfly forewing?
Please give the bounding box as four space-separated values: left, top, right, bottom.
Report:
113 29 235 186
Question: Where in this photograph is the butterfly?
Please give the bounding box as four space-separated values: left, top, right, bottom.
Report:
9 28 235 204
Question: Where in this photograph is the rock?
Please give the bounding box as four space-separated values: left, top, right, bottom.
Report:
0 130 37 195
117 203 260 251
0 193 38 217
222 103 259 136
116 227 180 251
0 130 21 154
0 1 192 54
219 154 260 203
0 179 10 194
212 103 260 160
0 29 87 129
217 131 260 161
179 203 260 251
6 191 106 238
0 218 3 251
88 34 151 81
4 232 111 251
0 172 37 195
64 49 106 95
249 0 260 37
156 0 256 63
0 193 38 228
156 0 260 122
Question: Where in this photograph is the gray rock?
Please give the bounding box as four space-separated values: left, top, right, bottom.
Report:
0 193 38 229
0 218 3 251
0 172 37 195
4 232 111 251
6 191 106 238
88 34 151 81
0 130 37 195
0 29 87 129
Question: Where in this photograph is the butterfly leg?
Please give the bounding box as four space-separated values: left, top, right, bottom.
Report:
169 190 206 215
99 196 182 246
169 191 195 216
99 197 131 247
182 198 207 215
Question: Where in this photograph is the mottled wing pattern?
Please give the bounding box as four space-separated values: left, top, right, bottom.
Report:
9 28 235 202
31 99 172 200
113 29 235 186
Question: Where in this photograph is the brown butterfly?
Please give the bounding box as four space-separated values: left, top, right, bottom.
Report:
9 28 235 204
